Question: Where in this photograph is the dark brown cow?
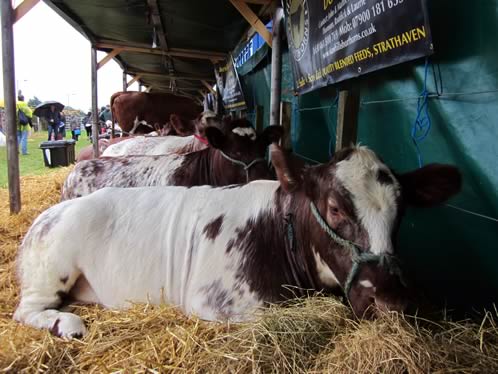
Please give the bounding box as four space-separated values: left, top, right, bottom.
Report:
111 92 202 134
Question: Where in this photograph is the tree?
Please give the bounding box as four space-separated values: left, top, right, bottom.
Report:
28 96 42 108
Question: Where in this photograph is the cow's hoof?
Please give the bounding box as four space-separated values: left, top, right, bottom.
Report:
50 313 87 339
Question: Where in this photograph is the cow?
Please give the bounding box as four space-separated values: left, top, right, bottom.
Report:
75 139 111 162
102 111 222 157
76 111 219 162
111 91 202 134
14 144 462 338
61 124 283 200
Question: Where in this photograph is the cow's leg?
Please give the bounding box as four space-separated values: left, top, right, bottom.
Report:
13 253 87 339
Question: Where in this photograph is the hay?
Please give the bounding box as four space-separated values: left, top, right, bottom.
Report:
1 171 498 373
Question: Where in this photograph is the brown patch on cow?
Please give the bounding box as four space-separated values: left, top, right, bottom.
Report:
201 279 234 319
225 238 236 254
377 169 394 185
203 215 224 240
49 318 61 337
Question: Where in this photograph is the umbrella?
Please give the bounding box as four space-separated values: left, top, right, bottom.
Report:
33 101 65 118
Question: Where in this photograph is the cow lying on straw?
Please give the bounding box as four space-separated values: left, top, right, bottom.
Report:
61 123 283 200
14 144 461 338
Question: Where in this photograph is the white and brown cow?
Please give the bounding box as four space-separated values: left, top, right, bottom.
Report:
14 144 462 338
102 111 225 157
61 124 283 200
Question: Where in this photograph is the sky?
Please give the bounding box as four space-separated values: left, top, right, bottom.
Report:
0 1 139 112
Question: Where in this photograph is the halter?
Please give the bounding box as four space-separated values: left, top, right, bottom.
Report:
218 150 266 183
309 201 404 300
194 134 209 145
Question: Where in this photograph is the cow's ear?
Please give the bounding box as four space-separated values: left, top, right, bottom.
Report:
169 114 181 130
170 114 190 135
398 164 462 207
205 126 226 149
260 125 283 145
271 144 303 193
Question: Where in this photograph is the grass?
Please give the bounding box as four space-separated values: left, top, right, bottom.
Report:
0 130 91 188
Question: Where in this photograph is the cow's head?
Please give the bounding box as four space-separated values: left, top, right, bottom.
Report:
205 119 283 182
193 111 222 138
271 144 462 317
165 111 221 137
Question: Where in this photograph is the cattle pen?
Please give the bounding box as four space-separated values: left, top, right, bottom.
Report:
2 0 498 372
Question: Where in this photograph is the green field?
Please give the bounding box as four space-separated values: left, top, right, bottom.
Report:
0 131 91 188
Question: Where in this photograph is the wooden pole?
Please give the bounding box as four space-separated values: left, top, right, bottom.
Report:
1 0 21 213
91 47 99 157
336 88 360 150
269 7 283 127
255 105 263 132
280 101 292 151
122 71 127 92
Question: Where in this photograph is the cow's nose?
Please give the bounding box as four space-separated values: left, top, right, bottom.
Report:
374 296 407 314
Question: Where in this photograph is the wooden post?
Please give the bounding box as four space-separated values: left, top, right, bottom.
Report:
255 105 264 132
122 71 127 92
335 88 360 150
280 101 292 151
1 1 21 213
138 83 143 92
91 47 99 157
269 7 283 127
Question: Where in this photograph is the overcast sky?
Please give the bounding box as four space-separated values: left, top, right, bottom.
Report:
0 1 139 111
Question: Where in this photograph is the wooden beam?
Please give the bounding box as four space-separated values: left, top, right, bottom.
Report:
255 105 264 133
201 80 215 95
122 72 127 92
336 88 360 150
229 0 272 47
129 70 215 82
2 0 21 213
145 86 153 93
147 0 169 50
95 42 226 61
14 0 40 24
127 74 142 88
97 48 123 70
91 47 99 158
244 0 272 4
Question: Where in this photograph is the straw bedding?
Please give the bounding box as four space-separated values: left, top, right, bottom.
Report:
1 170 497 373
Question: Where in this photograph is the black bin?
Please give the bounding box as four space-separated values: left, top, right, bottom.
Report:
39 140 76 167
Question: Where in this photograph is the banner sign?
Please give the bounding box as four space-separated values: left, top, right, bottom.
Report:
214 55 246 110
284 0 433 94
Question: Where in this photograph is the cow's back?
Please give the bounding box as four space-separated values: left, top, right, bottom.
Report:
112 92 202 133
102 135 205 157
62 155 184 200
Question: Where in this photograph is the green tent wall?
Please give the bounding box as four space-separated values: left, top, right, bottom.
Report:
239 0 498 313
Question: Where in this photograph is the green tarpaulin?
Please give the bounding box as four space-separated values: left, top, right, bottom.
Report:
239 0 498 313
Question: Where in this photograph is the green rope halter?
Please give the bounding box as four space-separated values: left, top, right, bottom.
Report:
218 150 266 182
309 201 404 299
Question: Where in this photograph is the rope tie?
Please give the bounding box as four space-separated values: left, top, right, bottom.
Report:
218 150 266 182
309 201 404 299
194 134 209 145
411 57 432 167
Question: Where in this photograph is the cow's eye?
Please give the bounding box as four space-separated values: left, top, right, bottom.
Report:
330 206 340 215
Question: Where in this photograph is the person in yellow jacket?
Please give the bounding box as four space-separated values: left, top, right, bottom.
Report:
17 94 33 155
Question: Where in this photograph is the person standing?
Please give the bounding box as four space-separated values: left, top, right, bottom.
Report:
45 104 61 141
16 94 33 155
58 111 67 140
70 117 80 141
